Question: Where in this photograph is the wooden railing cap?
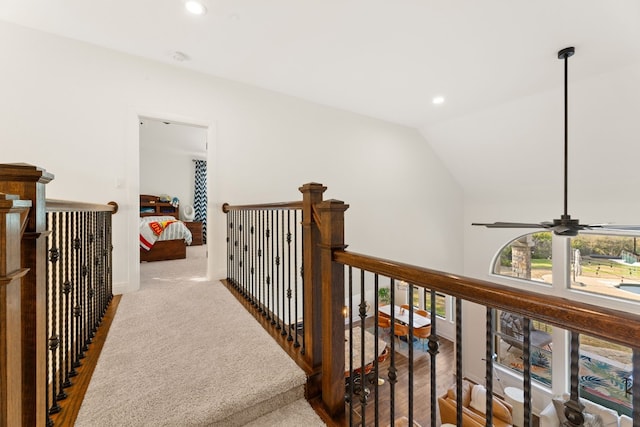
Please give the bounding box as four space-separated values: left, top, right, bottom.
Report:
0 163 54 183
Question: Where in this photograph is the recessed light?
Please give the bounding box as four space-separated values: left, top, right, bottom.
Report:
185 0 207 15
432 96 445 105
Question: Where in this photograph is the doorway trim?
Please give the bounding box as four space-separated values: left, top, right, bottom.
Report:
124 108 217 293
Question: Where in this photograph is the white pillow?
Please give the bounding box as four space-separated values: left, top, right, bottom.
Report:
581 399 619 427
619 415 632 427
469 384 487 414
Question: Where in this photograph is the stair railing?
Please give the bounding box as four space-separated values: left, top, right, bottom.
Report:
224 182 640 426
0 163 117 426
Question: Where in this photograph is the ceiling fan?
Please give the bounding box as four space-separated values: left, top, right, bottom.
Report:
472 46 605 237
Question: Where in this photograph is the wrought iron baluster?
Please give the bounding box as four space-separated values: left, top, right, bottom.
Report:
408 284 414 427
565 332 585 427
238 211 242 298
81 212 89 356
227 211 233 282
347 266 354 426
249 210 260 307
62 211 73 389
485 307 494 427
373 274 380 424
632 349 639 425
358 269 367 424
56 212 67 401
522 317 532 427
388 278 397 427
286 210 293 341
73 211 82 370
293 210 300 348
88 213 95 343
274 210 281 330
428 289 440 427
258 210 265 315
455 297 463 427
46 212 60 418
269 210 275 325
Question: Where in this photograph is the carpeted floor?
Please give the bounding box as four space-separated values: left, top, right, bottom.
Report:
75 246 325 426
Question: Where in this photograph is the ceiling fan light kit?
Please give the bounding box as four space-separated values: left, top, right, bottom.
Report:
472 46 606 237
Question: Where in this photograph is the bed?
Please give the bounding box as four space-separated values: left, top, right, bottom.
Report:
139 195 193 262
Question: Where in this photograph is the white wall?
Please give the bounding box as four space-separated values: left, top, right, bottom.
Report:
0 20 464 295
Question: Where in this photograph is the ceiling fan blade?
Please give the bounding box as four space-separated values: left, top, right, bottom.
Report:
471 222 548 229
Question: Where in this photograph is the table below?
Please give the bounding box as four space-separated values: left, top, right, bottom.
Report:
378 304 431 328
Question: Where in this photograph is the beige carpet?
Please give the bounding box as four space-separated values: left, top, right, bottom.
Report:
76 245 325 426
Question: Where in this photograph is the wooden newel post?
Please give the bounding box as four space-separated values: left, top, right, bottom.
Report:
0 193 31 427
0 163 53 426
299 183 326 393
316 198 349 417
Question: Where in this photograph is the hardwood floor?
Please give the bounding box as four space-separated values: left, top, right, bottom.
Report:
346 336 455 427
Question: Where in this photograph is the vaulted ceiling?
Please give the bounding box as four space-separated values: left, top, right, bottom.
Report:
1 1 639 204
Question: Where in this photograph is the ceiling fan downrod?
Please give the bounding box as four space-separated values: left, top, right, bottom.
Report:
558 46 575 222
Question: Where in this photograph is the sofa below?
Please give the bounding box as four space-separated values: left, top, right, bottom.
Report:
539 394 632 427
438 380 513 427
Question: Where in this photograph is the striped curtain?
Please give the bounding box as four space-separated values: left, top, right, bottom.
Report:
193 159 207 243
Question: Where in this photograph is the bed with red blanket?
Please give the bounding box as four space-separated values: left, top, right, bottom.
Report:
139 215 193 262
140 194 193 262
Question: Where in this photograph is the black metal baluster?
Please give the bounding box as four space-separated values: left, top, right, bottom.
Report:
373 274 380 425
244 210 248 300
565 332 585 427
293 210 300 348
274 210 281 330
227 211 233 283
632 349 639 426
298 208 305 355
48 213 62 413
88 213 95 343
280 210 287 337
270 211 275 325
388 278 396 427
428 289 440 427
233 210 239 289
455 297 463 427
347 266 354 426
359 270 367 424
62 211 73 390
522 317 532 427
250 210 256 306
73 212 82 371
80 212 89 358
286 210 293 341
105 211 113 304
56 213 67 401
485 308 494 427
258 211 264 314
68 212 78 378
238 215 245 297
45 213 56 422
408 285 414 427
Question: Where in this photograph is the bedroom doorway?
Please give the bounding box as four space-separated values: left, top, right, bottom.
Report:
138 117 209 270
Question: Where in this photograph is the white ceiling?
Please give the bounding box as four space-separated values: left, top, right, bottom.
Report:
1 0 640 205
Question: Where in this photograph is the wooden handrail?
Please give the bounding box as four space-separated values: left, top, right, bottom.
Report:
46 199 118 213
222 201 303 212
334 249 640 347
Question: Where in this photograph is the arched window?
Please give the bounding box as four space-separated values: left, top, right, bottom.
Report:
491 229 638 416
